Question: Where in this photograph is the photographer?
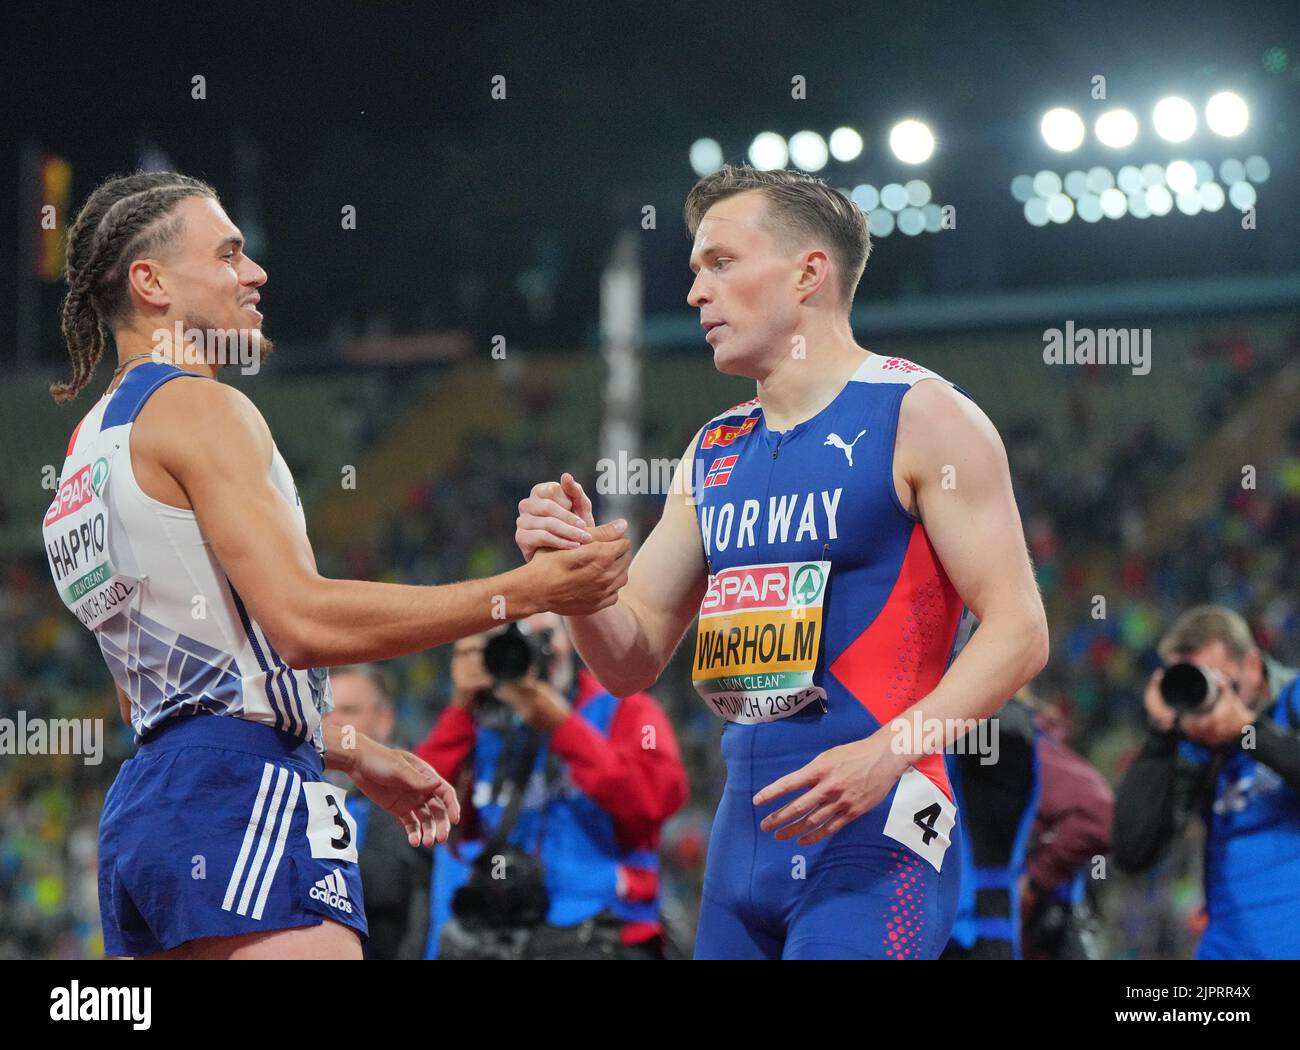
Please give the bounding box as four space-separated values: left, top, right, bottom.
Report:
322 665 431 960
1113 605 1300 959
414 613 688 959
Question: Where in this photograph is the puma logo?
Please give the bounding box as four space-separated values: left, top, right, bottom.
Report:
824 430 866 467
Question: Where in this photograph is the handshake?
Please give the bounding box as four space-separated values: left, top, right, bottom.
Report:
513 472 630 616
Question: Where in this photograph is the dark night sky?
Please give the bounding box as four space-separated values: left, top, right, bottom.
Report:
4 1 1297 364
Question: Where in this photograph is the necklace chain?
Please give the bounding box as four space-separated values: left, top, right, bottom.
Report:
111 352 159 379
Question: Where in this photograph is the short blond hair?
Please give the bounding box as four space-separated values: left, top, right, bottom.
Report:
1157 605 1256 663
684 164 871 306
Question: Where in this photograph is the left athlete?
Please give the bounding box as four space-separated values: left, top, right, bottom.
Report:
43 171 629 958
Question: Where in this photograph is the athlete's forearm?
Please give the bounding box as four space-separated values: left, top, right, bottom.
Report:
886 608 1048 759
566 595 668 696
282 567 543 669
321 721 366 772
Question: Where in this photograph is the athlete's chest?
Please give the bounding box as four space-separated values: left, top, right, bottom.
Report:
694 400 900 572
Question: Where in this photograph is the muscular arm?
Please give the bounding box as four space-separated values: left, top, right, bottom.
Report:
137 377 627 668
523 434 709 697
887 380 1050 755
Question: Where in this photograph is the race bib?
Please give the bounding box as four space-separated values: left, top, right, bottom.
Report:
302 781 360 862
882 767 956 872
692 560 829 724
42 450 138 631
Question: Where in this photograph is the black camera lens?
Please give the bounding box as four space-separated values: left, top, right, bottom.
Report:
1159 662 1217 713
483 625 535 682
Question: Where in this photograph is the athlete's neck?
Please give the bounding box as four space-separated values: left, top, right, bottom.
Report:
756 338 871 433
108 329 219 393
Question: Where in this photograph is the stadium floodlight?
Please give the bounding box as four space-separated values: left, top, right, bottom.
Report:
1095 108 1138 148
788 131 829 171
851 184 880 211
1205 91 1249 137
904 179 931 206
690 138 724 176
749 132 789 170
1041 108 1085 152
1153 96 1197 142
880 183 908 212
829 127 864 162
889 119 935 164
1164 160 1197 194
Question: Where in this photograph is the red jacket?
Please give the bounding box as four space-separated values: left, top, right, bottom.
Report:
1026 727 1114 893
413 668 689 942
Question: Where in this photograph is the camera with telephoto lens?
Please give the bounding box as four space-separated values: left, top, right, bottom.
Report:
483 622 556 683
1159 662 1222 714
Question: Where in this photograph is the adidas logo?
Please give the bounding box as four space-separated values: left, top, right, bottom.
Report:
309 868 354 914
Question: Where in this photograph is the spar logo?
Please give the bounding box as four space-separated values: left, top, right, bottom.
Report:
91 457 109 494
702 565 790 614
43 458 110 527
792 564 825 606
701 417 757 449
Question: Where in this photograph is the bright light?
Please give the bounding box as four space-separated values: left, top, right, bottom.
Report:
689 138 724 176
1205 91 1249 137
1033 170 1062 198
1127 193 1152 219
1229 182 1257 210
905 180 932 207
1047 194 1074 223
1041 108 1086 152
789 130 829 171
889 120 935 164
1011 175 1034 202
1219 158 1245 184
1153 97 1197 142
1175 191 1202 216
923 204 944 232
869 208 896 236
851 184 880 211
829 127 864 162
748 132 788 170
1245 155 1271 182
1076 194 1103 223
1117 165 1144 194
1095 109 1138 148
880 183 908 212
1165 160 1197 194
1191 160 1215 185
1064 170 1089 198
898 208 925 236
1145 185 1174 216
1141 163 1166 188
1199 183 1226 211
1024 199 1049 227
1086 166 1115 194
1100 188 1127 219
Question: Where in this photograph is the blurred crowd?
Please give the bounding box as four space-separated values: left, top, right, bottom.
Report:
2 325 1298 958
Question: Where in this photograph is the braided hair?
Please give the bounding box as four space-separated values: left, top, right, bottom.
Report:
52 171 219 403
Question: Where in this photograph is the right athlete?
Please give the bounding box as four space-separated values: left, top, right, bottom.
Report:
515 164 1048 959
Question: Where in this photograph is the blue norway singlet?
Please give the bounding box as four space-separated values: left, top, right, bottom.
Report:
688 353 970 960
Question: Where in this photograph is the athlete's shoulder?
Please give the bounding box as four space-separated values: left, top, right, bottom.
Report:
849 354 953 388
703 394 762 425
695 395 763 454
138 373 274 468
145 370 265 427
